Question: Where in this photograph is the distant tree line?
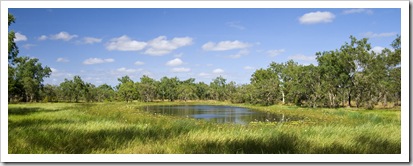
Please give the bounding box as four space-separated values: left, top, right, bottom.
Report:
8 13 401 109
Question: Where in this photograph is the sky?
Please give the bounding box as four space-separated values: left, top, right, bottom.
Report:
8 8 401 87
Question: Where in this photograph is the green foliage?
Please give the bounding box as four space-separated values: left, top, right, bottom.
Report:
138 75 157 102
210 76 228 101
9 32 400 110
8 13 19 63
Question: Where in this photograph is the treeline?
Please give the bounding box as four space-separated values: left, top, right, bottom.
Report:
8 14 401 109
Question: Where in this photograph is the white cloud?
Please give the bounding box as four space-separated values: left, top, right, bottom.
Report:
299 11 335 24
202 40 250 51
267 49 285 57
229 50 249 59
22 44 36 49
212 68 224 74
199 72 211 77
38 35 48 41
144 36 193 56
117 67 139 73
83 58 114 65
50 31 78 41
371 46 385 53
171 67 191 73
14 32 27 42
106 35 147 51
82 37 102 44
166 58 183 66
288 54 316 62
343 8 373 15
56 57 69 62
50 68 58 73
362 32 397 38
134 61 145 66
244 66 255 70
227 21 245 30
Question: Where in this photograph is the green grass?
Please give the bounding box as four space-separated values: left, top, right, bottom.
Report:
8 101 401 154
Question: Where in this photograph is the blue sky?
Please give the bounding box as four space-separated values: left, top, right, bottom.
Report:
9 8 401 86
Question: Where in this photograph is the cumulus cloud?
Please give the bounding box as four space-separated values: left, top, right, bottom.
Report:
50 32 78 41
267 49 285 57
82 37 102 44
134 61 145 66
343 8 373 15
227 21 245 30
166 58 183 66
22 44 36 49
50 68 58 73
299 11 335 24
362 32 397 38
38 35 48 41
229 50 249 59
244 66 255 70
106 35 192 55
288 54 316 62
83 58 114 65
144 36 193 56
199 72 211 77
371 46 385 53
106 35 147 51
117 67 139 73
171 67 191 73
14 32 27 42
202 40 250 51
56 57 69 62
212 68 224 74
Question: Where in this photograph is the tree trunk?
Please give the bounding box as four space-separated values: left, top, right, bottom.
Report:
348 90 351 107
281 90 285 104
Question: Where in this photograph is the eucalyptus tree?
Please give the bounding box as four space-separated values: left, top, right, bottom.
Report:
14 57 51 102
210 76 227 101
177 78 197 101
97 84 115 102
117 76 135 102
250 68 280 105
138 75 157 102
59 79 74 102
196 82 210 100
8 13 18 63
41 84 59 102
158 76 180 101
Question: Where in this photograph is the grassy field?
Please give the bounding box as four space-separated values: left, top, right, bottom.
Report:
8 101 401 154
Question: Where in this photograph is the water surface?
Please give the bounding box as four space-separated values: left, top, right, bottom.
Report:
141 105 300 124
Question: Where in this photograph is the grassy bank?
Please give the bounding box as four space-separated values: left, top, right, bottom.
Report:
8 101 400 154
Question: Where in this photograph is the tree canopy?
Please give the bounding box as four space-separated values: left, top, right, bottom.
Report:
8 13 401 109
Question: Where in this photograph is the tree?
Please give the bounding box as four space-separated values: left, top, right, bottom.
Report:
59 79 74 102
158 76 179 101
41 84 59 102
250 68 280 105
177 78 197 101
118 81 135 103
84 83 98 102
138 75 157 102
210 76 227 101
196 82 210 100
14 57 52 102
97 84 115 102
8 13 19 63
73 76 85 102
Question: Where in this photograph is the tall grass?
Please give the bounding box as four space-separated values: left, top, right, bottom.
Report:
8 101 400 154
